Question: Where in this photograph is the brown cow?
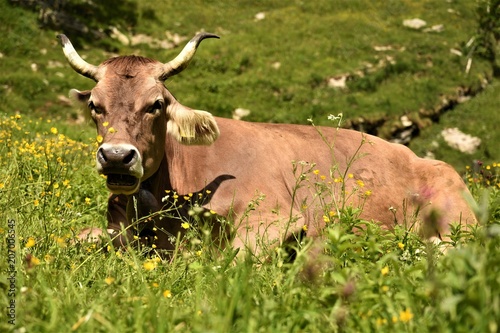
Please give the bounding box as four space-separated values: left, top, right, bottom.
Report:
58 33 476 257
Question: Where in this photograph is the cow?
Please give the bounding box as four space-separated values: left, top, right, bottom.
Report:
58 32 477 259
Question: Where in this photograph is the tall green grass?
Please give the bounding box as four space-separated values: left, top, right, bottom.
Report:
0 112 499 332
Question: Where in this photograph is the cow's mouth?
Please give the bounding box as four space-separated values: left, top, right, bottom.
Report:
106 174 139 193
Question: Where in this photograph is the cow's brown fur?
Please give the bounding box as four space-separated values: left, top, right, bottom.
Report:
63 37 477 258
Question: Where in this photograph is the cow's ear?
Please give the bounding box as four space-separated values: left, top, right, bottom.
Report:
69 89 93 122
69 89 91 104
167 103 219 145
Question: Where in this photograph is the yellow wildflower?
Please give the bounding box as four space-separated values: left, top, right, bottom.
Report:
34 199 40 207
55 236 66 247
31 256 41 266
356 179 365 187
181 222 190 229
143 261 157 271
302 225 308 231
104 277 115 285
381 266 389 276
50 127 58 135
376 318 387 326
96 135 103 143
25 237 36 248
381 285 389 292
364 190 372 197
399 308 413 323
85 197 91 205
108 127 116 133
348 173 354 179
398 242 405 250
313 169 320 175
163 290 172 298
103 121 109 127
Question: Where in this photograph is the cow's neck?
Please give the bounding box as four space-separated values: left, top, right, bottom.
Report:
140 138 193 201
140 152 171 199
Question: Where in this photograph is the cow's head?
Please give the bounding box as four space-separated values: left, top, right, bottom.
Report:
58 33 220 195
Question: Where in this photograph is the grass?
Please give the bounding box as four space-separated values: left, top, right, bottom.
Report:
1 1 500 332
1 111 499 333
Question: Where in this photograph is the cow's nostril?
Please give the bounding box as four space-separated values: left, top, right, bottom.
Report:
123 150 136 165
97 148 108 162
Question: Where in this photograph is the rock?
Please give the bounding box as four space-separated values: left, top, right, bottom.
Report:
373 45 393 52
327 74 350 89
441 128 481 154
233 108 251 120
424 151 436 160
130 34 178 50
165 31 187 46
423 24 444 33
400 115 413 127
403 18 427 30
255 12 266 21
110 26 130 45
47 60 64 69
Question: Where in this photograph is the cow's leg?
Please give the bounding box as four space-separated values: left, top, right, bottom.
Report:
105 193 134 248
74 194 129 245
76 227 107 243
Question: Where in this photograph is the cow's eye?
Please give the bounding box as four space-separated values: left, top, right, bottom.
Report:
147 100 163 114
89 101 103 115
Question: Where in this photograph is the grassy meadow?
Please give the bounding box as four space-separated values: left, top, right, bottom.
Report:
1 1 500 332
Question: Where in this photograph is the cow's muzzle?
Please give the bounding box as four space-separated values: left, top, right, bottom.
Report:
96 143 144 194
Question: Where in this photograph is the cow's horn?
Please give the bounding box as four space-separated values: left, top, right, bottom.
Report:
159 32 219 81
57 34 100 81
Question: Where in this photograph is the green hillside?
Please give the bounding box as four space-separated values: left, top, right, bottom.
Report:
1 0 498 170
